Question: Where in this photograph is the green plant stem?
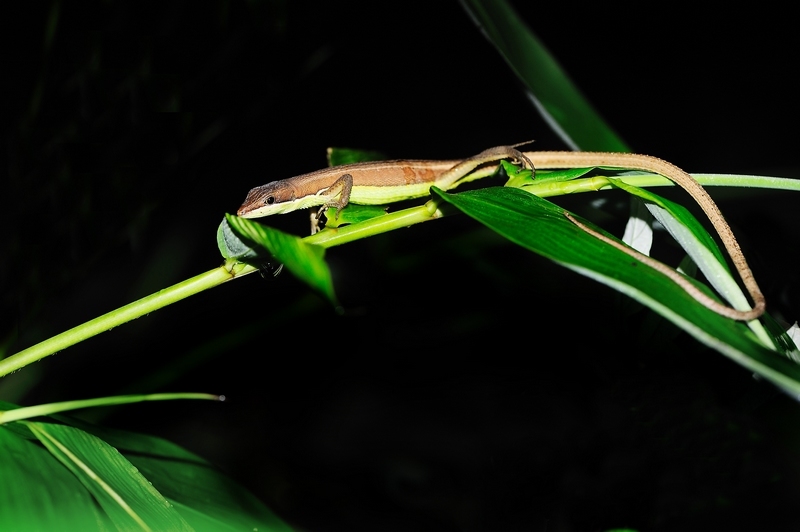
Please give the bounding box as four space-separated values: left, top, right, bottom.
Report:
0 260 254 378
4 173 797 378
524 173 800 198
305 198 453 248
678 174 800 190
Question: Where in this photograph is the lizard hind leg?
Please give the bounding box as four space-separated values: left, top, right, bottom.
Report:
470 145 534 171
438 144 536 191
508 140 536 170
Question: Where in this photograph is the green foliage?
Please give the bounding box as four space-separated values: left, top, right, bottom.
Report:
222 215 337 304
431 185 800 392
0 401 292 531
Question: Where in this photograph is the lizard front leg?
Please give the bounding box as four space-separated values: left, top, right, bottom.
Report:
315 173 354 221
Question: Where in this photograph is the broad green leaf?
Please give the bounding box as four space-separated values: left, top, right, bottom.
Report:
68 421 295 532
432 186 800 393
0 400 294 532
460 0 628 151
224 214 337 303
27 421 193 531
0 426 112 531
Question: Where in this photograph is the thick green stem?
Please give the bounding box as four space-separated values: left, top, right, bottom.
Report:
0 261 254 378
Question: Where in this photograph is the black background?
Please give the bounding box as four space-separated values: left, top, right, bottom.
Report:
5 1 800 530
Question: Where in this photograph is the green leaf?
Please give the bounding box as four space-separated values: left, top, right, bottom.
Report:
224 214 337 303
27 421 194 531
69 422 295 532
503 160 593 189
460 0 628 151
217 217 262 261
608 178 780 347
608 178 729 271
324 204 389 227
432 186 800 394
0 426 112 531
607 179 776 349
0 400 294 532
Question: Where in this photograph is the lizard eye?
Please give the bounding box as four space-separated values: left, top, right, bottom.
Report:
265 196 275 205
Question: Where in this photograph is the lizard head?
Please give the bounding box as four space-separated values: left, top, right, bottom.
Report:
236 180 307 218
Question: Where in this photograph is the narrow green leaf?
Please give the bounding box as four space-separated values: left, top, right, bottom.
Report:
224 214 337 303
608 178 728 269
608 179 775 348
27 421 193 531
0 426 112 531
459 0 628 151
432 186 800 394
